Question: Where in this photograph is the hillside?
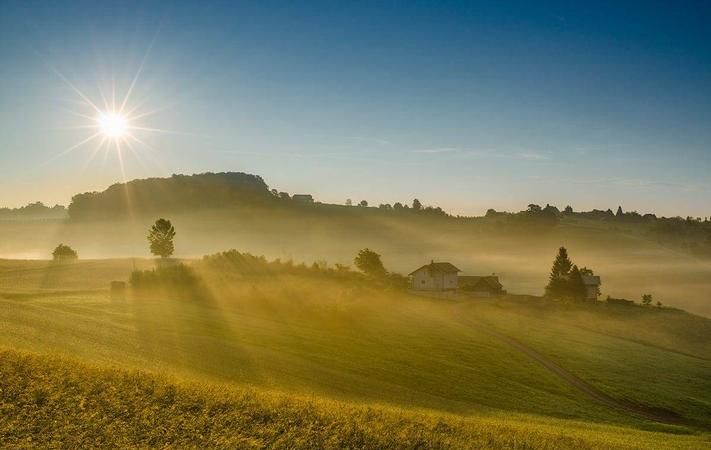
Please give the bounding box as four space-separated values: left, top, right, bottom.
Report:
1 348 708 450
1 257 710 448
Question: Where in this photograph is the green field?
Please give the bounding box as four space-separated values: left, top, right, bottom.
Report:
1 258 710 448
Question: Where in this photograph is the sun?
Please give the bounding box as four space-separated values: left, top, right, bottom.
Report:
97 112 129 138
48 42 180 181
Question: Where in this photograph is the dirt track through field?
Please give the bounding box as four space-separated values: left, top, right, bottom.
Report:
455 307 689 427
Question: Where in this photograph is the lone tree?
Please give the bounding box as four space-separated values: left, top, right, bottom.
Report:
545 247 574 298
52 244 78 261
148 218 176 259
642 294 653 306
354 248 387 277
412 199 422 211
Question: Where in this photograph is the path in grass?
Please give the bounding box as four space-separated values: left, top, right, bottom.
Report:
454 305 692 427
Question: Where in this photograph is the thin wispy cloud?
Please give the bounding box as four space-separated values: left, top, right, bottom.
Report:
410 147 550 161
410 147 460 154
347 136 391 146
512 152 549 161
528 176 710 193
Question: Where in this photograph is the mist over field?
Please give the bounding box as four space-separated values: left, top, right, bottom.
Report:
2 173 711 317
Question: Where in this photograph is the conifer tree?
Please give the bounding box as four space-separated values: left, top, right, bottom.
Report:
545 247 573 298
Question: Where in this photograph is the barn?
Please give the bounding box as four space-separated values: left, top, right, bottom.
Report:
459 275 504 297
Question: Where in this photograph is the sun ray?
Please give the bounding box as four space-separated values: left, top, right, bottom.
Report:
122 136 151 171
98 84 111 112
115 138 127 182
111 75 116 111
126 133 157 152
119 36 157 114
52 132 102 159
56 107 100 122
83 136 108 169
125 103 176 122
127 126 195 136
46 63 103 114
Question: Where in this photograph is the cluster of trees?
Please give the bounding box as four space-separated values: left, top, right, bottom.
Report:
0 202 67 220
345 198 448 217
204 250 359 280
487 203 711 225
606 294 662 308
486 204 560 230
203 247 406 288
130 263 202 292
545 247 597 300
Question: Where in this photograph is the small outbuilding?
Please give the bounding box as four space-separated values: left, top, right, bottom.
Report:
582 275 601 300
459 275 504 297
409 261 461 291
292 194 314 203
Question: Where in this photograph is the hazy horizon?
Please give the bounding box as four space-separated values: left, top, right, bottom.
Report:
0 170 708 219
2 1 711 217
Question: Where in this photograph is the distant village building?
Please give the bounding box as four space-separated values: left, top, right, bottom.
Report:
582 275 601 300
409 261 460 291
459 275 504 297
292 194 314 203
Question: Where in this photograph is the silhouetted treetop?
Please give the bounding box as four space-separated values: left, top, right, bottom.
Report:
68 173 273 219
0 202 67 220
52 244 78 261
148 218 176 259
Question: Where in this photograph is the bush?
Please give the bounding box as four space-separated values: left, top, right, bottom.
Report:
52 244 78 261
130 264 203 294
606 296 635 306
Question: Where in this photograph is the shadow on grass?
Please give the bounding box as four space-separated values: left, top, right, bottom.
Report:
129 262 262 383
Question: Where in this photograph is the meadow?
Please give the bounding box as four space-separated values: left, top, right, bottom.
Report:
0 257 709 448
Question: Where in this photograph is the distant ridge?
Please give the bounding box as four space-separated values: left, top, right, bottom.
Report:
68 172 273 219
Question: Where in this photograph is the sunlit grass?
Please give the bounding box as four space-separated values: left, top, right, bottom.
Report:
1 348 708 450
0 258 709 438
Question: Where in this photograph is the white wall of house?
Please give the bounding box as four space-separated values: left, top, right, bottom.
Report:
411 269 458 291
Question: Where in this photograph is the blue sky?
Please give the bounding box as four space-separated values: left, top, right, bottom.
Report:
1 1 710 216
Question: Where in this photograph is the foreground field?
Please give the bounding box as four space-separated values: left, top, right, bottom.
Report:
1 349 709 450
0 258 710 448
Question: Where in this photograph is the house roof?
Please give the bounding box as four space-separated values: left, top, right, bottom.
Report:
582 275 601 286
409 262 461 276
459 276 503 290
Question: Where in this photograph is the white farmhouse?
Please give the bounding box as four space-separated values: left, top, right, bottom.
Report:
409 261 461 291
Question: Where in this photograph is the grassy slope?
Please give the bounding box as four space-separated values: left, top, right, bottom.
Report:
4 349 709 450
0 259 710 447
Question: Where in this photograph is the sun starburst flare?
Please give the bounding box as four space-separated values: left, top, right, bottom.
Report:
47 41 181 181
